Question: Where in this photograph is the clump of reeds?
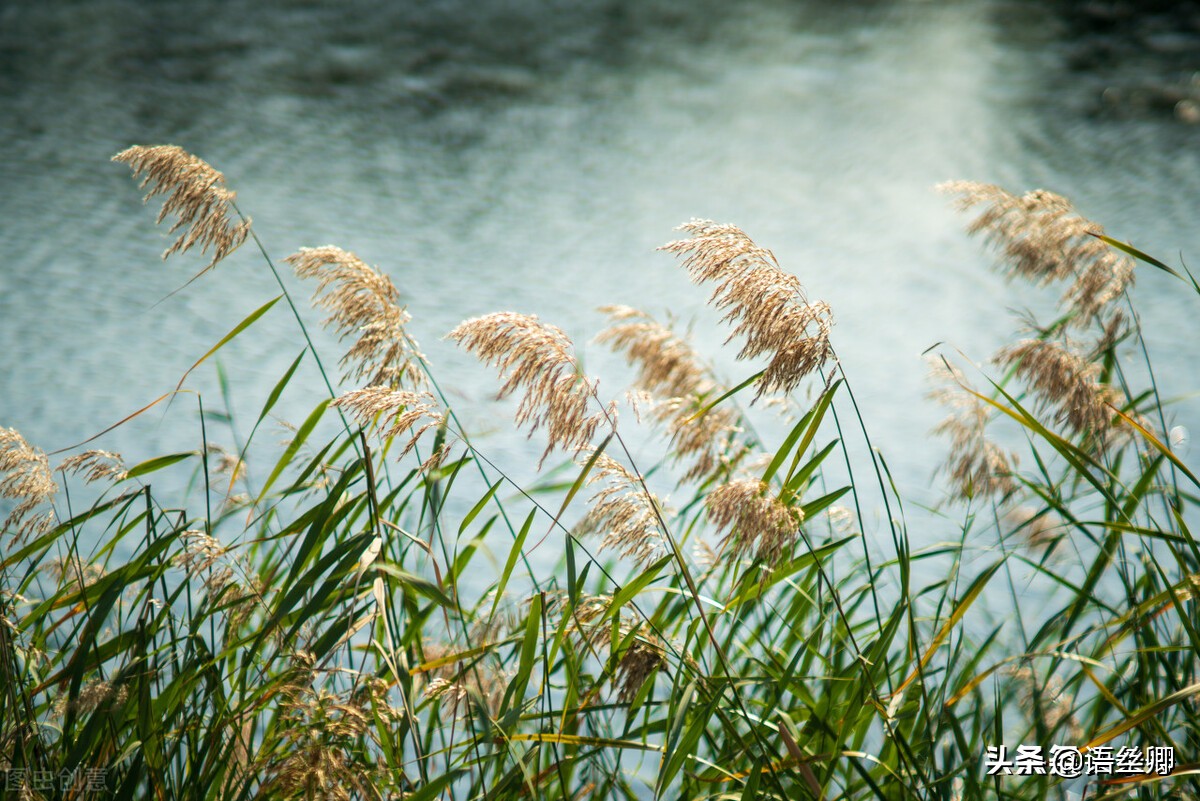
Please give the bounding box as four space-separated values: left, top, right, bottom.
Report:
112 145 250 268
286 246 425 388
933 182 1140 499
448 312 612 461
8 147 1197 801
660 220 833 398
0 427 56 542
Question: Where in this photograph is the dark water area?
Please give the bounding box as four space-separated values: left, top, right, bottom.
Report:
2 0 1199 570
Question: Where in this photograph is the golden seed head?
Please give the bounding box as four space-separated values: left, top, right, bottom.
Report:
0 427 57 543
286 246 426 389
448 312 611 462
331 387 444 458
928 359 1020 502
706 478 803 569
113 144 250 268
576 450 668 567
995 338 1123 441
615 633 667 703
939 181 1134 326
597 306 745 482
56 450 127 484
659 220 833 398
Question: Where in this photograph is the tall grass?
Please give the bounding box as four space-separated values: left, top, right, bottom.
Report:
1 149 1196 800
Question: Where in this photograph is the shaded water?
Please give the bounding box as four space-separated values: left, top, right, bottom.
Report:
2 0 1199 561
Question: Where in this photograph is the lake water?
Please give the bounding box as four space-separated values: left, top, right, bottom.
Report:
2 0 1199 568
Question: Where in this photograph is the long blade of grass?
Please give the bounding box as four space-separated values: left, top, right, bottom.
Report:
895 560 1002 694
174 295 282 392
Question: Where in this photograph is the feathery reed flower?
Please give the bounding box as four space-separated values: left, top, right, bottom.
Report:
706 478 803 568
576 450 667 567
996 338 1123 440
1007 666 1082 742
45 556 106 594
1 427 56 542
596 306 744 481
331 387 443 457
929 359 1019 501
420 643 510 722
287 246 425 388
659 221 833 399
56 450 127 484
112 145 250 268
614 634 667 703
51 679 128 718
543 592 668 701
448 312 611 461
263 683 385 801
939 181 1134 324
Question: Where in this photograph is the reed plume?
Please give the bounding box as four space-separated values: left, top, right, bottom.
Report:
939 181 1134 324
45 555 106 594
56 450 127 484
596 306 744 481
706 478 803 568
331 387 443 457
1 427 56 542
286 246 425 388
659 221 833 399
420 643 510 723
929 359 1020 501
448 312 611 461
996 338 1124 441
576 450 667 567
544 592 668 702
112 145 250 269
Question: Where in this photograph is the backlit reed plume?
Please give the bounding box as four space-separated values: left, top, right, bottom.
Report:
939 182 1134 324
51 678 128 719
659 220 833 398
287 246 425 388
576 449 667 567
613 633 668 703
1 427 56 542
996 338 1124 441
929 359 1019 501
45 555 106 594
112 145 250 268
544 592 668 702
596 306 743 481
331 387 443 458
706 478 803 568
56 450 127 484
262 675 395 801
448 312 611 461
420 643 510 723
1006 666 1083 742
174 530 263 626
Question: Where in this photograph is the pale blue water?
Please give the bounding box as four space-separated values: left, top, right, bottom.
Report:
2 0 1198 577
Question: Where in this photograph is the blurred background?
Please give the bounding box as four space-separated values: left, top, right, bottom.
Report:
2 0 1198 554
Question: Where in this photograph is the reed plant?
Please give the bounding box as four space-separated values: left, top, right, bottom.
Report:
1 147 1197 800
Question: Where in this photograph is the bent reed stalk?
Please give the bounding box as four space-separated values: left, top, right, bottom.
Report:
0 147 1196 801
